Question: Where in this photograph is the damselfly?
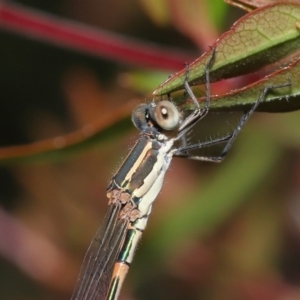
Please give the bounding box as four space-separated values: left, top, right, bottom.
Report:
71 53 287 300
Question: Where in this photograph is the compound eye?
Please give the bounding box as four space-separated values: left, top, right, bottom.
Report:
154 101 180 130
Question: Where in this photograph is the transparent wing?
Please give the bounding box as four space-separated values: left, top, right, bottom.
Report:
71 203 129 300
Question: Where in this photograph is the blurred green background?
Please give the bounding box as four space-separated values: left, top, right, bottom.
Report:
0 0 300 299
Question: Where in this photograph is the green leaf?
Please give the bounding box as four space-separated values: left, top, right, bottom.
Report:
195 56 300 112
153 3 300 95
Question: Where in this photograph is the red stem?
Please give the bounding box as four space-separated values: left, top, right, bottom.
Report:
0 2 196 71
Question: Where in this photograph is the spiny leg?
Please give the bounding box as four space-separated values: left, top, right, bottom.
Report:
178 48 216 136
174 134 233 158
175 83 291 162
185 47 216 118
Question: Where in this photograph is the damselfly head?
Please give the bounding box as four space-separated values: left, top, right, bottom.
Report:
131 101 180 133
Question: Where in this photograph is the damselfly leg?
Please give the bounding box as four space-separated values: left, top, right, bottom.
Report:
175 83 291 162
178 48 216 135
